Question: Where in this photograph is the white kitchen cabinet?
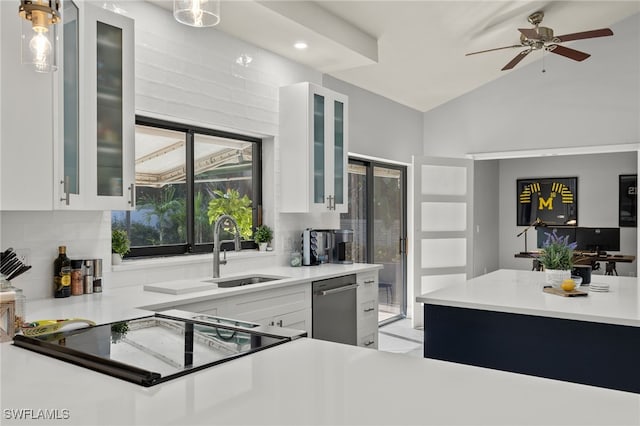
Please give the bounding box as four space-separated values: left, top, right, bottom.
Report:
54 2 135 210
158 298 227 317
357 271 379 349
227 284 312 336
0 1 54 210
279 82 348 213
155 284 313 337
1 2 134 211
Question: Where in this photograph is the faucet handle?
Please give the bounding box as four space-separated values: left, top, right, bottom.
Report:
221 249 228 265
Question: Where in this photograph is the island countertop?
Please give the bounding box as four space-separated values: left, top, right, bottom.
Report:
416 269 640 327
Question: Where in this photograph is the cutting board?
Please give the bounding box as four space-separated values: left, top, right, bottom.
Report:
543 287 588 297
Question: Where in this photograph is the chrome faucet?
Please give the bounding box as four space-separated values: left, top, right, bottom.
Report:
213 215 241 279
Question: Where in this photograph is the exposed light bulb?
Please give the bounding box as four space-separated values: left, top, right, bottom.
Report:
174 0 220 27
189 0 203 27
29 30 52 72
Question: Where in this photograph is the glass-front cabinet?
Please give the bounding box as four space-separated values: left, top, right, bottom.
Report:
55 2 134 210
280 82 348 213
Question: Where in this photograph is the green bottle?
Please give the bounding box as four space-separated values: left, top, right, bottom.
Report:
54 246 71 298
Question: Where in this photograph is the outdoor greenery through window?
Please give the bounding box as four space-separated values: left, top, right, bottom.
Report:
112 117 262 258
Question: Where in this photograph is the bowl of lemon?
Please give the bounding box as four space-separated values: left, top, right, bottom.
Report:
561 277 581 292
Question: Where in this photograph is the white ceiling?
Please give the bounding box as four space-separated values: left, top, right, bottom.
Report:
146 1 640 112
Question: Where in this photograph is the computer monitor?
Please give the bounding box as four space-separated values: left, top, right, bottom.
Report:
536 226 577 249
575 227 620 252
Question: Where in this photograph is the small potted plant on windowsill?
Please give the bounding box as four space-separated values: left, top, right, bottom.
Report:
254 225 273 252
111 229 130 265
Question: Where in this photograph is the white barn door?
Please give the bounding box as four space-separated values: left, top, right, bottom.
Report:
412 156 474 328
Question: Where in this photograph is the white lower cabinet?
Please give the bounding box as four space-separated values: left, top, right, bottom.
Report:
227 284 312 336
357 271 379 349
158 283 312 337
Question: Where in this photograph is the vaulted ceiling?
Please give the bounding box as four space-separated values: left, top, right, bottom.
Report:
147 1 640 112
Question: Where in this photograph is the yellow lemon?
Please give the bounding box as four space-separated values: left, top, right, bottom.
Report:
561 279 576 292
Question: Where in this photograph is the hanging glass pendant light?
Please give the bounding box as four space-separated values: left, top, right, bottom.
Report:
18 0 61 73
174 0 220 27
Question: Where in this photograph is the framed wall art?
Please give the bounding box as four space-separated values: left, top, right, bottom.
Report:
517 177 578 226
619 174 637 227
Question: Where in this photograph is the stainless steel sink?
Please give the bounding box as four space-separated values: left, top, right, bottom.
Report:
202 275 285 288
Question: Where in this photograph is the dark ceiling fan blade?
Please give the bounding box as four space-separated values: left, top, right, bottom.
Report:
518 28 539 39
555 28 613 42
546 44 590 61
465 45 523 56
501 49 531 70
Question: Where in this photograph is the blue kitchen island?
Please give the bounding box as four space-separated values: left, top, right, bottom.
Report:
417 269 640 394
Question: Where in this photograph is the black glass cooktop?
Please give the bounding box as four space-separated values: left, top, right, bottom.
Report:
13 310 304 387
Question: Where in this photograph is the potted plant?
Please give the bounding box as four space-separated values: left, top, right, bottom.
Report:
538 229 577 287
111 229 130 265
254 225 273 251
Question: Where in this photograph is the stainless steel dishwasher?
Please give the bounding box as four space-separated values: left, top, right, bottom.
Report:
312 274 358 345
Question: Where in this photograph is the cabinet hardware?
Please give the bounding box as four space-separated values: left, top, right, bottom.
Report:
277 320 283 327
319 283 358 296
363 280 375 284
128 183 135 207
269 321 275 326
364 307 375 313
326 195 335 210
60 176 70 206
364 340 374 346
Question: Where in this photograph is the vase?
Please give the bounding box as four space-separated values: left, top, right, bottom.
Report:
111 253 122 265
545 269 571 288
259 243 268 252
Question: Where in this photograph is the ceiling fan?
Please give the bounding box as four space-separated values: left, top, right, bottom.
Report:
466 11 613 71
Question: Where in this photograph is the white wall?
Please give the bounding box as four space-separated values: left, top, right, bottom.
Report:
323 75 423 164
473 159 500 277
422 12 640 158
500 152 637 277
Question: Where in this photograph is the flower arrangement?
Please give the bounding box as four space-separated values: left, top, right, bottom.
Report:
538 229 577 270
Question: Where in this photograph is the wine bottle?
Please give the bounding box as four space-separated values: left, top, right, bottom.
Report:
54 246 71 298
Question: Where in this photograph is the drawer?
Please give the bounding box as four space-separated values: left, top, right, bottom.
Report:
357 299 377 323
357 272 378 300
358 331 377 349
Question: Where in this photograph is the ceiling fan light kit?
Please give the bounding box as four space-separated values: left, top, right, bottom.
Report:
466 11 614 71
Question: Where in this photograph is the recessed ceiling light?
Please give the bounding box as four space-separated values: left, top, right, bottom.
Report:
294 41 308 50
236 54 253 67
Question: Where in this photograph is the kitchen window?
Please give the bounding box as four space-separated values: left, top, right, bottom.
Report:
111 116 262 258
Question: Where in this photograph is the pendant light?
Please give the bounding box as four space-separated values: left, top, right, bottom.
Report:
18 0 61 73
174 0 220 27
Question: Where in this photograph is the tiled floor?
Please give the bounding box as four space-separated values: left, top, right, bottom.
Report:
377 318 423 357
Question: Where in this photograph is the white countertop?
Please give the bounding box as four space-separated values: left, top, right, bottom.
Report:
24 263 382 325
2 336 639 426
3 265 639 425
417 269 640 327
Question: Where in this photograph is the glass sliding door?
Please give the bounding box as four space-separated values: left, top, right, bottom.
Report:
341 159 407 325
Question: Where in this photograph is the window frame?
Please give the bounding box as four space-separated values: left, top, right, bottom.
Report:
122 116 263 258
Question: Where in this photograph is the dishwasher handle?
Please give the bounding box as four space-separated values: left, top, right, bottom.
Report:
319 283 359 296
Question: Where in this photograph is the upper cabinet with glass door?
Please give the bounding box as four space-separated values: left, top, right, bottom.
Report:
55 2 134 210
279 82 348 213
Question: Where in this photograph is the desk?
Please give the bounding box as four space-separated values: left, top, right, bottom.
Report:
515 252 636 275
